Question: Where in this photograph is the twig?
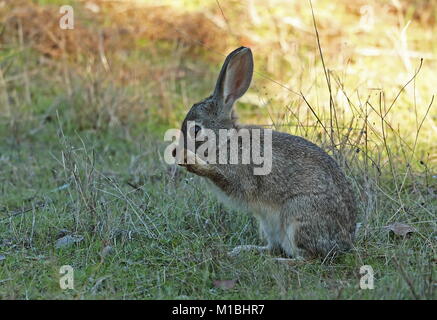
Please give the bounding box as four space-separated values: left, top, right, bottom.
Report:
309 0 337 147
0 202 46 223
393 256 420 299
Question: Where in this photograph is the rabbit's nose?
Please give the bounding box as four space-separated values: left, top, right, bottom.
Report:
173 146 185 165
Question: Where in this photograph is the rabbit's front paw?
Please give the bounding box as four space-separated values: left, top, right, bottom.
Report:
184 149 207 165
179 149 212 175
178 149 206 166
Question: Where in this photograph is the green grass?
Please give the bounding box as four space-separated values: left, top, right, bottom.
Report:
0 119 434 299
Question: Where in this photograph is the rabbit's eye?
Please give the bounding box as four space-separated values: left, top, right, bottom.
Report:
194 125 201 137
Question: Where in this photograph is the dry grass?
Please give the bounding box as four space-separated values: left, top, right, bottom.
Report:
1 0 435 144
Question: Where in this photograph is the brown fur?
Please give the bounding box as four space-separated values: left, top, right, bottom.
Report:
177 47 357 259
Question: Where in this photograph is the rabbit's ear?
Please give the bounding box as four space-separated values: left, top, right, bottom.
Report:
213 47 253 116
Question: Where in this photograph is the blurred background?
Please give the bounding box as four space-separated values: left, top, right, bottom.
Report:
1 0 436 148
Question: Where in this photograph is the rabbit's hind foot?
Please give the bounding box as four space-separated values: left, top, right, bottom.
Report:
271 257 307 265
228 244 271 257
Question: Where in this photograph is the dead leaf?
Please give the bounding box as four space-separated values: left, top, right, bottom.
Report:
384 222 417 237
213 279 237 290
55 235 84 249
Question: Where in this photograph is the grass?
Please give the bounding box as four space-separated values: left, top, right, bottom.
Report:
0 118 434 299
0 0 435 299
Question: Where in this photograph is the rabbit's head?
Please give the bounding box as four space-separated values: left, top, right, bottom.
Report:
176 47 253 157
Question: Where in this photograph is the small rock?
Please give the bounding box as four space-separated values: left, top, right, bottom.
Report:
213 279 237 290
56 229 70 239
55 235 84 249
100 245 113 260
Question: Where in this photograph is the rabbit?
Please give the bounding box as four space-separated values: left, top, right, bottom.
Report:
174 46 357 260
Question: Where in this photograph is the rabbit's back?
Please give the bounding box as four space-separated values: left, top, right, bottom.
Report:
232 129 355 205
269 131 353 198
272 131 357 227
209 129 357 257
